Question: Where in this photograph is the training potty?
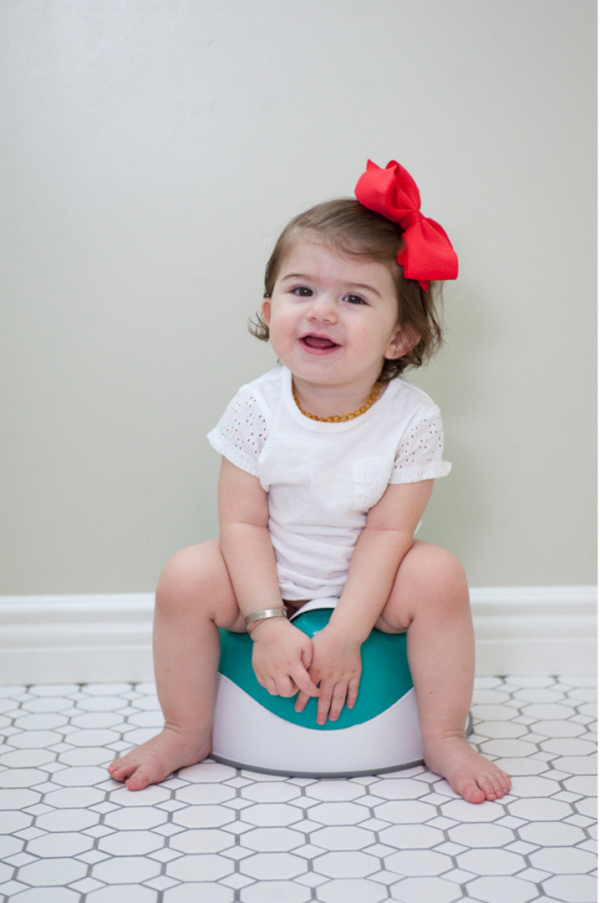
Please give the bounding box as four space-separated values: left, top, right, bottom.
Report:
212 605 470 778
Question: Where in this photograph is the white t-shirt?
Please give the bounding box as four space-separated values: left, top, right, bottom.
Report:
208 366 451 602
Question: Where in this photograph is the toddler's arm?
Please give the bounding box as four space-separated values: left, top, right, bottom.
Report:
296 479 434 724
218 457 319 700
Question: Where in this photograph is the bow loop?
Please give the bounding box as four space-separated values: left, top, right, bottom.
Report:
355 160 458 292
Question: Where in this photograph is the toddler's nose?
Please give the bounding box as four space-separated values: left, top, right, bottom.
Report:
307 293 337 323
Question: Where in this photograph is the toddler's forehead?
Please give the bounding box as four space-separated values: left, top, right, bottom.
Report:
278 236 395 283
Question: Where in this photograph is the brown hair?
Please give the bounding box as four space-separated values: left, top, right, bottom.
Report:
249 199 444 379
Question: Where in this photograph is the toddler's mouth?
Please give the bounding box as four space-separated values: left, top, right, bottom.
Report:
301 334 340 350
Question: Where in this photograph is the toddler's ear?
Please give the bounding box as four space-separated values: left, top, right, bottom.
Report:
261 298 272 325
385 325 420 360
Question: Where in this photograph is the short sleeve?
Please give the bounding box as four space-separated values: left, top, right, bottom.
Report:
207 387 269 477
389 408 452 483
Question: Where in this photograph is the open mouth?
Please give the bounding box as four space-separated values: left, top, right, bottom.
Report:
300 334 340 350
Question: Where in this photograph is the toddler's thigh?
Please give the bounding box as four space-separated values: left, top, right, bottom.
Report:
375 541 468 633
157 538 245 631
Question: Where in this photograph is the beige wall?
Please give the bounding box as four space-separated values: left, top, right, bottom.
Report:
0 0 596 594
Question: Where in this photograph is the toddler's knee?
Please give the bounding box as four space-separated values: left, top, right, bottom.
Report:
155 542 217 614
413 544 469 607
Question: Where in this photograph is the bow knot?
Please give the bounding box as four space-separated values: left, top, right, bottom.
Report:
355 160 458 292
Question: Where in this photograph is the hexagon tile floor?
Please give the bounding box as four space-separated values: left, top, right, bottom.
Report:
0 676 596 903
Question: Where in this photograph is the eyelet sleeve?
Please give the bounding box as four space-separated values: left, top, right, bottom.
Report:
207 388 269 477
390 408 452 483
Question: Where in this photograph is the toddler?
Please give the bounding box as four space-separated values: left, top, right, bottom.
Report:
109 160 511 803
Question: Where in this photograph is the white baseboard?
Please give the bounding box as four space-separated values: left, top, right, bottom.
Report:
0 587 596 685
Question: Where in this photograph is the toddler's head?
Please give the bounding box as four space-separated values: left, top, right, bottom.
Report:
251 198 443 379
251 160 458 380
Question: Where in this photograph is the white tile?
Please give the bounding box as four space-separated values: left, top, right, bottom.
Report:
551 755 598 775
0 788 41 809
2 889 82 903
457 848 528 877
29 685 80 696
378 823 445 849
447 822 516 848
26 832 95 858
85 885 159 902
241 781 302 803
530 846 597 875
98 830 165 856
178 761 237 782
0 768 48 788
509 775 564 798
170 828 232 853
240 880 312 903
15 857 88 887
294 872 330 888
464 875 540 903
92 855 161 884
35 807 100 832
0 811 31 834
385 848 454 877
368 778 433 800
242 826 305 852
144 876 180 892
476 721 529 739
170 805 236 829
241 803 303 827
480 738 541 758
305 780 367 802
564 774 597 796
390 876 462 902
440 798 506 822
518 821 587 847
542 874 597 903
220 845 254 861
541 738 597 756
166 853 235 882
472 704 519 722
373 799 438 824
6 730 65 750
317 877 388 903
66 729 122 747
310 825 376 851
508 797 575 821
58 746 113 766
163 883 234 903
0 749 57 768
174 782 236 805
104 806 170 830
240 851 308 880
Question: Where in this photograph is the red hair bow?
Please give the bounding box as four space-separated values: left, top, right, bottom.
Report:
355 160 458 292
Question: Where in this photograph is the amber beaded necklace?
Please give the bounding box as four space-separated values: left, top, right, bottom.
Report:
292 380 383 423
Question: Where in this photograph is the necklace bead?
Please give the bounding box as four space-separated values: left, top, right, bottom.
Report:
292 381 383 422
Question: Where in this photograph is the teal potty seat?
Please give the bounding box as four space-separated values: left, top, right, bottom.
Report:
212 605 464 777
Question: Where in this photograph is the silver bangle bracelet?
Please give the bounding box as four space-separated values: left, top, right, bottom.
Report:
244 608 288 629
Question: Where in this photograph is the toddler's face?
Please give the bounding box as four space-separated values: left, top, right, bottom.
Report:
261 240 414 393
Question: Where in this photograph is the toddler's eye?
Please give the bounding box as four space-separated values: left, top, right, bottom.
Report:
344 294 367 305
293 286 313 297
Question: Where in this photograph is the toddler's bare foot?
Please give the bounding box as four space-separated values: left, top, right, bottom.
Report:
108 726 212 791
424 734 511 803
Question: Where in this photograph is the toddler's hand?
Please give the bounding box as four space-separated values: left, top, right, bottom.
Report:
251 619 320 700
294 624 362 725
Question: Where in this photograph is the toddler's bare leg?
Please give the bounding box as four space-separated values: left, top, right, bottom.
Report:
108 539 244 791
376 541 511 804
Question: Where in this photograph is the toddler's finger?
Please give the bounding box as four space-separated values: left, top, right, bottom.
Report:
327 682 349 722
346 677 360 709
293 665 320 699
294 690 310 713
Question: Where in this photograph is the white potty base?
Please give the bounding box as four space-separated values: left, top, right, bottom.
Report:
211 674 425 778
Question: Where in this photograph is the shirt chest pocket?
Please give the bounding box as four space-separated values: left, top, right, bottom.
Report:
352 455 393 512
